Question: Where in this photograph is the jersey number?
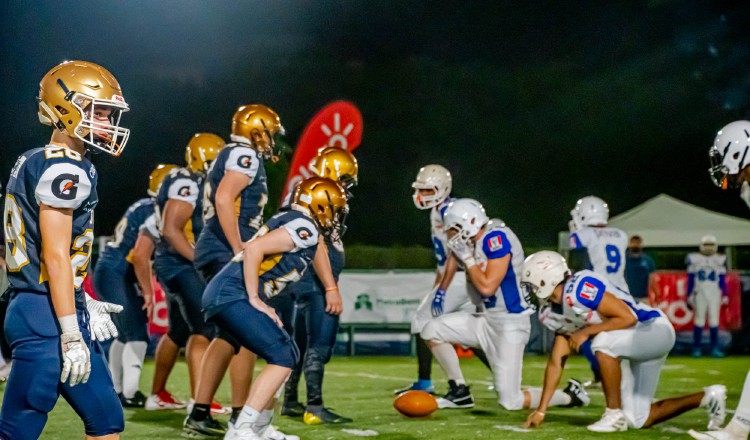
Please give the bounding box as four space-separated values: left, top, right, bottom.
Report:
4 195 30 271
263 270 302 299
44 147 82 161
698 270 717 282
605 245 621 273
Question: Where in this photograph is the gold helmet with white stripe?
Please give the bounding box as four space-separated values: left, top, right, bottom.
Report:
185 133 225 174
293 177 348 239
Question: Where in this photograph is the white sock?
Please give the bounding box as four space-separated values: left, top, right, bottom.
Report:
235 405 261 431
525 387 571 408
431 342 465 384
257 409 274 431
122 341 147 398
725 370 750 439
109 340 125 394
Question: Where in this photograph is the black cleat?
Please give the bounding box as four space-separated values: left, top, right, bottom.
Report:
119 390 147 408
303 406 353 424
562 378 590 407
182 415 226 438
436 380 474 409
281 401 306 417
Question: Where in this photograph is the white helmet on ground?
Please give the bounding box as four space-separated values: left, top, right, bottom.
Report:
700 234 718 255
443 198 488 246
570 196 609 231
412 164 452 209
521 251 571 302
709 120 750 189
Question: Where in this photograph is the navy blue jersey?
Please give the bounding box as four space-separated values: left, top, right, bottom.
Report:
3 146 97 304
153 168 204 281
286 237 345 298
195 144 267 267
97 198 154 271
202 210 319 317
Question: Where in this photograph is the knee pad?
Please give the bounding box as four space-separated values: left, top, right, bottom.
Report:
306 345 333 366
217 327 242 355
168 327 189 348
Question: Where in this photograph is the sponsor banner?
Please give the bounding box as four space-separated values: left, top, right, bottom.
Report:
149 277 168 335
281 101 363 203
338 271 432 324
648 270 742 331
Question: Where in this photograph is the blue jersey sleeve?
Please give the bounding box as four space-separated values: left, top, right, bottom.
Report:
687 273 695 294
575 275 606 310
569 233 585 250
482 230 510 259
719 274 727 296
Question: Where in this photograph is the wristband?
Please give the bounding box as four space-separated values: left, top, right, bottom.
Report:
58 314 79 334
463 257 477 268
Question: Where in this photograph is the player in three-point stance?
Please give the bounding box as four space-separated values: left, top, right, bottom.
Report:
0 60 129 439
521 251 726 433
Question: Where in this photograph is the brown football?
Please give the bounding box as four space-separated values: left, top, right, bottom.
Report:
393 390 438 417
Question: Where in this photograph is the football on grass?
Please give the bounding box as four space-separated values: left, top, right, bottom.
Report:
394 390 438 417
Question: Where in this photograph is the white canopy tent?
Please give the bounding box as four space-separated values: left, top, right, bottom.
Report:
558 193 750 267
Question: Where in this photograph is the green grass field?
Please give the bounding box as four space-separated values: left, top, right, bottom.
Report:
18 354 749 439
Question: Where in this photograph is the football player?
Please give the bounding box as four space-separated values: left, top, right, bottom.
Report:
686 235 728 358
153 133 223 414
93 164 176 407
395 165 475 395
421 199 587 411
186 105 285 437
0 60 128 439
688 120 750 440
282 148 356 425
521 251 726 432
201 177 346 440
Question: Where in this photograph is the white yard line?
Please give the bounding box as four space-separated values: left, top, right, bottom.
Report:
342 429 379 436
494 425 532 433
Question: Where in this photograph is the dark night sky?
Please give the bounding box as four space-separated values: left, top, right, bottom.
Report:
1 0 750 247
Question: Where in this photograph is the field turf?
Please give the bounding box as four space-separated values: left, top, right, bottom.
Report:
16 354 750 439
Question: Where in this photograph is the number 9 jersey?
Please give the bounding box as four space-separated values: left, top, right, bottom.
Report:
3 147 97 304
569 226 629 294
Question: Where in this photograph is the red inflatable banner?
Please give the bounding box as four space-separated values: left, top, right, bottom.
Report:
280 101 363 203
648 270 742 331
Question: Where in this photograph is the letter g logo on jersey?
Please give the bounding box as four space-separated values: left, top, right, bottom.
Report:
296 226 313 241
178 186 191 197
237 155 252 169
51 174 80 200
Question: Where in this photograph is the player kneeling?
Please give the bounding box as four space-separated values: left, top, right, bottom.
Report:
201 177 347 440
521 251 727 433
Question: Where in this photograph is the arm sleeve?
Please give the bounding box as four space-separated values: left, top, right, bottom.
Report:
225 147 260 181
166 178 199 207
575 276 606 310
35 162 92 209
282 218 319 250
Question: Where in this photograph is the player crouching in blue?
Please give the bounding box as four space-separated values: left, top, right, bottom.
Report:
521 251 727 433
202 177 347 440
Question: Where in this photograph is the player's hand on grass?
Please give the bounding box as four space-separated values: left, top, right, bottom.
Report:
85 294 124 342
325 287 343 316
250 296 283 328
60 331 91 386
431 288 446 317
523 410 546 428
568 331 589 352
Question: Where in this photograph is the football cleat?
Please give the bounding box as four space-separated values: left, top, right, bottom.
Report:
702 385 727 431
436 380 474 409
187 399 232 416
562 378 590 407
280 401 305 417
225 425 262 440
688 430 743 440
394 381 435 395
183 414 226 438
303 407 352 425
587 408 628 432
119 390 146 408
260 424 300 440
145 390 187 410
711 348 726 359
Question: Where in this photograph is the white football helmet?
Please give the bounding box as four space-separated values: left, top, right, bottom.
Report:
412 164 452 209
570 196 609 231
709 120 750 189
521 251 571 302
443 198 488 247
700 234 718 255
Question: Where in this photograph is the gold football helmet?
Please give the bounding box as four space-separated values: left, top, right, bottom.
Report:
148 164 180 197
185 133 225 174
293 177 348 239
311 147 359 190
231 104 285 162
38 60 130 156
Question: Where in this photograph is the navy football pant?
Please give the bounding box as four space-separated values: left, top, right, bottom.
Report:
162 269 213 340
285 292 339 406
0 292 123 439
93 263 148 343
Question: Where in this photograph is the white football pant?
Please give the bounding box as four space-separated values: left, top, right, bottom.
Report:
694 287 722 328
411 274 475 334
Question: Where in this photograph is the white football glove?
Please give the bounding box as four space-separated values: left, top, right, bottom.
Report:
741 181 750 209
449 238 476 268
60 331 91 386
85 294 123 342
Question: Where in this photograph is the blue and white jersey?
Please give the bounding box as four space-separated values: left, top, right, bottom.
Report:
202 209 319 317
562 270 660 328
153 167 204 281
686 252 726 295
430 197 455 274
3 146 97 305
195 144 267 268
139 213 160 244
98 198 154 270
569 226 629 293
468 219 531 314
